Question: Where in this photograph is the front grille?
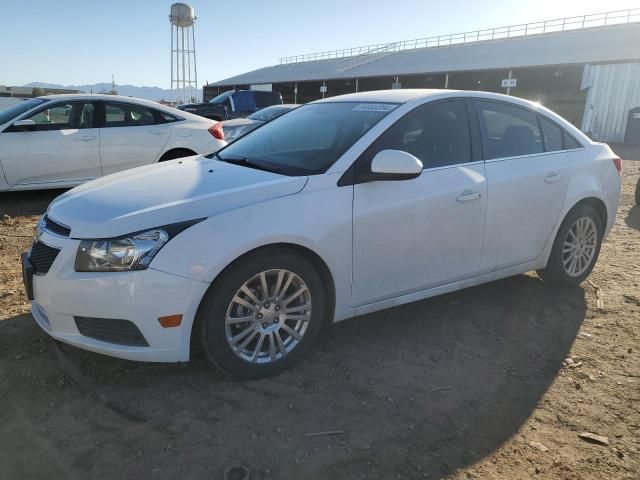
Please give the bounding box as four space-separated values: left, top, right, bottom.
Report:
29 242 60 274
74 317 149 347
43 215 71 237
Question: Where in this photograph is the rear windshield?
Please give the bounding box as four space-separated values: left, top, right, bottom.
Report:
213 102 398 175
0 98 48 125
248 105 293 122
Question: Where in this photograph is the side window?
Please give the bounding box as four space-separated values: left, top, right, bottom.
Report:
105 103 155 127
105 103 126 126
79 103 95 129
539 116 563 152
367 100 472 169
29 103 73 127
128 105 154 126
27 102 94 130
159 111 179 123
564 133 582 150
477 101 543 160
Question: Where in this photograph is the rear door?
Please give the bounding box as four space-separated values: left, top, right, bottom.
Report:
98 101 172 175
475 100 570 271
0 101 101 186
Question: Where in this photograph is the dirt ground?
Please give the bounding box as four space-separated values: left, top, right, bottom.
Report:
0 147 638 480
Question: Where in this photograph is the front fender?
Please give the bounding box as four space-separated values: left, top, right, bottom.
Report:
150 174 355 321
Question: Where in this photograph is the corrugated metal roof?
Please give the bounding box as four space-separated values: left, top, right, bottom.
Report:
209 23 640 87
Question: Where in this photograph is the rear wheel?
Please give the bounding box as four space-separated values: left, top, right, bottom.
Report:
196 249 327 379
537 204 603 286
635 178 640 205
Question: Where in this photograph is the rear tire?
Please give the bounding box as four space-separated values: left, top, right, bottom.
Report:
196 248 327 379
537 204 603 287
635 178 640 205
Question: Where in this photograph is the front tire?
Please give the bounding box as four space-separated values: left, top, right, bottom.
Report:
196 249 327 379
537 204 603 286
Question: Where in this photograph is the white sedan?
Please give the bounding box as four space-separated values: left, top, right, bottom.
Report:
0 94 226 191
23 89 621 379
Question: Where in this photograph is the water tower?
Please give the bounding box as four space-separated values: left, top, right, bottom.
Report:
170 3 198 104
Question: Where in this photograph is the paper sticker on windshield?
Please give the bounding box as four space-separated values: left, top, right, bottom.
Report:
352 103 397 112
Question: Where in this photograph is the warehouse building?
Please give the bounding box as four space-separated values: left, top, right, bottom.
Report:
205 10 640 143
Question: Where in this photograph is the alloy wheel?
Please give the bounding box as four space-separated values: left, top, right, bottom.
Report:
562 216 598 277
224 269 312 363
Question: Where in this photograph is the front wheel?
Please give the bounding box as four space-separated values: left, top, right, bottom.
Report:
537 204 603 286
196 249 327 379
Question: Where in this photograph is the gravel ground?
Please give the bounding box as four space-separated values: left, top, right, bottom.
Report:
0 147 638 480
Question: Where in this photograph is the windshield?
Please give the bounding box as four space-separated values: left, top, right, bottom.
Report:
208 91 233 104
0 98 48 125
248 105 292 122
213 102 397 175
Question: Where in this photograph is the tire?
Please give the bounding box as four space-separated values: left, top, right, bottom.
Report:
635 179 640 205
196 248 328 379
159 149 197 162
537 204 603 287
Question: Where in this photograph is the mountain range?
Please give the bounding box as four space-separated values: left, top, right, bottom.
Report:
24 82 175 101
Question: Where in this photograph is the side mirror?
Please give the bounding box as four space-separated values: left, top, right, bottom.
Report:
365 149 423 182
13 119 36 129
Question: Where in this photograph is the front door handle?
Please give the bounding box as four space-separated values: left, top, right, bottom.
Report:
148 130 165 135
75 135 95 142
545 172 563 184
456 190 482 203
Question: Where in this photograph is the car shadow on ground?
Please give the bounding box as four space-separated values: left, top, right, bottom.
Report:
1 273 587 479
626 205 640 230
0 189 67 217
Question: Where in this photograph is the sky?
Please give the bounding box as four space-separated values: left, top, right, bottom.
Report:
1 0 638 88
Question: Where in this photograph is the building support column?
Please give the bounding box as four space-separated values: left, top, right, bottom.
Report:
445 73 449 89
294 82 298 104
355 78 359 93
506 69 513 96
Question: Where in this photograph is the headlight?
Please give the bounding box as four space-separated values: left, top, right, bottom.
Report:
75 229 169 272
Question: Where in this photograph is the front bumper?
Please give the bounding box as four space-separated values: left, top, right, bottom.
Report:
28 231 209 362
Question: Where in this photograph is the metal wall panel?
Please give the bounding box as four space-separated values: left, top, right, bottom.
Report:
581 63 640 143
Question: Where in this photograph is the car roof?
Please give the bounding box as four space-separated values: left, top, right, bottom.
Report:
35 94 209 121
312 89 540 108
313 89 449 104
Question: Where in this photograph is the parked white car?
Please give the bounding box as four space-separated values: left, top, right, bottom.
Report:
0 94 226 190
23 89 621 379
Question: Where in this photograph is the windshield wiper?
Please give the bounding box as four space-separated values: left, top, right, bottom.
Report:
214 153 282 174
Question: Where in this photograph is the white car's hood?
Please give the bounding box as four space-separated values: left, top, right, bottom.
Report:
47 156 308 238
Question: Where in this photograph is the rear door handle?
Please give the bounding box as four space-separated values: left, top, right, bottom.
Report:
545 172 562 184
75 135 95 142
456 190 482 203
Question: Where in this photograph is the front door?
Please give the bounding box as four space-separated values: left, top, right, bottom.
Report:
352 100 487 306
0 101 101 186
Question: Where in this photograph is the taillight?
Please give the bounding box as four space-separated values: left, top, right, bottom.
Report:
208 123 225 140
612 156 622 174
